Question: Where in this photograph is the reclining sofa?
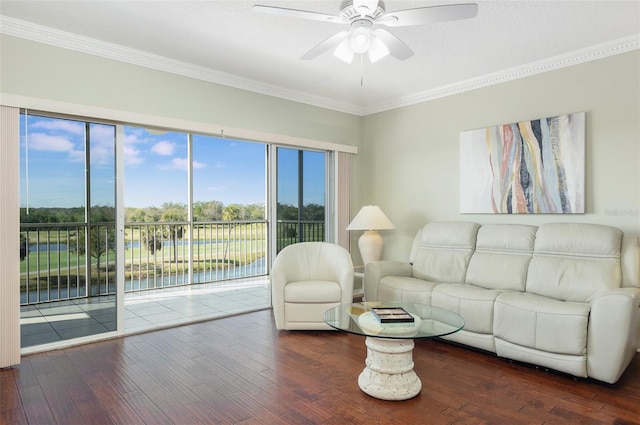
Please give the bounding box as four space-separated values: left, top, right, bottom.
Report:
364 221 640 384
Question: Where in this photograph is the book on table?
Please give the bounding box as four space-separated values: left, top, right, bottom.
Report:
371 307 415 324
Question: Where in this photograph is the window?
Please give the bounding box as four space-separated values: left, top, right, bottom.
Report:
16 110 344 350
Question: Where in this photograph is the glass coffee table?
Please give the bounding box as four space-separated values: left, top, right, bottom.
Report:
323 301 464 401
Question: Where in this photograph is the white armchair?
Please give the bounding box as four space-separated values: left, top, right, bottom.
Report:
271 242 354 330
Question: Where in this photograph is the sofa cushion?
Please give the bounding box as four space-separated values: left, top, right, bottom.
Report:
494 292 590 356
410 221 480 283
526 223 622 302
432 283 502 334
465 224 536 291
378 276 439 304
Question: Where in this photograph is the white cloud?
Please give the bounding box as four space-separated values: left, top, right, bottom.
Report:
27 133 84 161
26 122 117 165
28 133 75 152
166 157 188 170
30 118 84 135
124 145 145 165
69 149 86 162
159 157 207 170
89 125 115 165
90 124 115 142
123 133 146 165
151 141 175 156
124 132 145 145
193 160 207 169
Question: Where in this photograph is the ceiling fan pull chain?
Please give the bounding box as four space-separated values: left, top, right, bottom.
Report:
360 55 364 87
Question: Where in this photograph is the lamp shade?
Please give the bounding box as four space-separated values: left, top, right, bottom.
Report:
346 205 395 231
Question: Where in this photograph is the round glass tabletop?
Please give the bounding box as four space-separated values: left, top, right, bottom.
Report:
323 301 464 340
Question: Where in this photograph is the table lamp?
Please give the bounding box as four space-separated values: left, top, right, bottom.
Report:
346 205 395 264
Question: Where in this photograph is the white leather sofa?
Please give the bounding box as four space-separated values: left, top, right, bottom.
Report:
364 222 640 384
272 242 354 330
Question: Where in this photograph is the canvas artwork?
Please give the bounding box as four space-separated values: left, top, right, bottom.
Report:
459 112 585 214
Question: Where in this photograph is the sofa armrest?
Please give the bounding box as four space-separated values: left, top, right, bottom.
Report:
364 260 412 302
587 288 640 383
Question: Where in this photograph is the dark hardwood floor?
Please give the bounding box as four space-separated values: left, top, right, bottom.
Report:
2 309 639 425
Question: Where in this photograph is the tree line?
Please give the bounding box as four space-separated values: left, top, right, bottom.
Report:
20 201 325 224
20 201 325 264
20 201 325 268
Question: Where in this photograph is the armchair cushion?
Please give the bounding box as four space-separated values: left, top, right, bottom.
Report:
284 280 342 303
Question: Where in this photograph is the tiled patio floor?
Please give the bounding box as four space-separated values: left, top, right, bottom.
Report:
20 277 271 349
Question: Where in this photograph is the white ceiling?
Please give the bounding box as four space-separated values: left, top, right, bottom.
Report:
1 1 639 115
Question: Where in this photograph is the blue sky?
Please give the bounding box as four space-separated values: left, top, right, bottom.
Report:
20 115 114 208
123 127 267 208
20 114 324 209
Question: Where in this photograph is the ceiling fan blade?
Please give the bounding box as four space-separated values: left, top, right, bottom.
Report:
353 0 379 17
301 31 350 60
380 3 478 27
373 29 414 60
253 5 343 24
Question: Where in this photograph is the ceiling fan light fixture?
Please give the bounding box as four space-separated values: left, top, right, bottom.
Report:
368 36 389 62
350 26 372 53
334 38 355 63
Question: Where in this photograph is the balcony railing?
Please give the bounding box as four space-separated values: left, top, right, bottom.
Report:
124 221 267 291
21 222 96 305
276 220 325 252
20 219 324 306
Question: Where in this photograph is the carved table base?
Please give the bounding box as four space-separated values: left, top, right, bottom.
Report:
357 336 421 400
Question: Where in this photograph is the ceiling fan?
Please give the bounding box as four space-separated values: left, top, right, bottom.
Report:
253 0 478 63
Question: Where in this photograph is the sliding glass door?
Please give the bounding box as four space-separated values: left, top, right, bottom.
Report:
275 147 327 252
20 113 117 347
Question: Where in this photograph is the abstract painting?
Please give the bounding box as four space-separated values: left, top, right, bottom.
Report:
460 112 585 214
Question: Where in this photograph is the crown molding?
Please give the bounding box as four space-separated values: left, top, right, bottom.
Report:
1 16 638 117
0 16 362 116
362 34 640 116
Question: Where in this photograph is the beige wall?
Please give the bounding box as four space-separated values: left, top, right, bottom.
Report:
0 35 361 147
360 51 640 262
